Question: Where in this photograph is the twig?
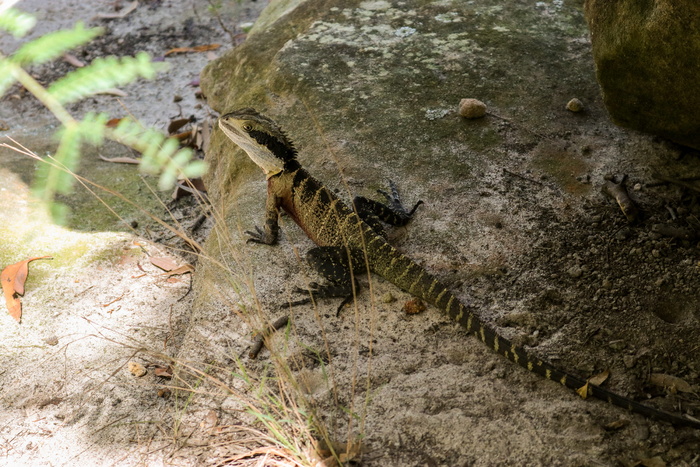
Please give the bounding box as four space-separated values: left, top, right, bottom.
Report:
502 168 544 186
249 316 289 359
651 173 700 193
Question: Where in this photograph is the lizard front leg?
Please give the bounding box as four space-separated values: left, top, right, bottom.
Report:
246 193 280 245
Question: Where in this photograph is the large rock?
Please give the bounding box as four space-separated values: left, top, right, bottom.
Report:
195 0 700 465
585 0 700 149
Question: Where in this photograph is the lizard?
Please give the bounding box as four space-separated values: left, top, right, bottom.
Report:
217 107 700 429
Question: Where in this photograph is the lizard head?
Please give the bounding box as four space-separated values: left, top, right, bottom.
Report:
218 108 298 179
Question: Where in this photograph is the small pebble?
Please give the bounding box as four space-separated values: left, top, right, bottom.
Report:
459 98 487 119
403 298 426 315
381 292 396 303
43 336 59 346
567 265 583 278
128 361 147 377
566 98 584 112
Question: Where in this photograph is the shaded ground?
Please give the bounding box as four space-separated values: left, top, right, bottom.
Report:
0 1 266 465
1 0 700 466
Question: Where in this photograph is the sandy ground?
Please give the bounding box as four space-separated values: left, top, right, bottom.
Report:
1 1 266 465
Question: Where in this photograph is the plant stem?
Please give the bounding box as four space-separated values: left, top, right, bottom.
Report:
7 59 76 127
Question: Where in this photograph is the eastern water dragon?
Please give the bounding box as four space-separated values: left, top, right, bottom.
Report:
218 108 700 429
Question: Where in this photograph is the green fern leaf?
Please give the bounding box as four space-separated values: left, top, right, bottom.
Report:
12 22 103 66
33 125 81 203
47 52 168 104
0 8 36 38
0 59 16 97
77 112 109 146
181 159 208 178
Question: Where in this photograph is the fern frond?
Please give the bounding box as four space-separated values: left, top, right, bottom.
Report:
12 22 103 66
77 112 109 146
107 118 207 190
33 125 81 203
0 8 36 38
0 59 16 97
47 52 169 104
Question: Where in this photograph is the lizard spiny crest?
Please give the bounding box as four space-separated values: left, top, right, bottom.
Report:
219 108 299 177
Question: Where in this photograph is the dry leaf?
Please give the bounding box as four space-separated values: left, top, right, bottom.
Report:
576 381 589 399
172 129 193 141
1 256 52 322
200 409 218 429
154 366 172 379
94 0 138 19
149 256 178 271
577 370 610 399
99 154 140 164
105 118 124 128
165 264 194 276
588 369 610 387
648 373 693 394
164 44 221 56
167 117 191 134
63 53 85 67
94 88 127 97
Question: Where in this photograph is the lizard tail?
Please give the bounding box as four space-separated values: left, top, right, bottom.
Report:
439 287 700 429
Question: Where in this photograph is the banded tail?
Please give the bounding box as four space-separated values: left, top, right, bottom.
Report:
371 245 700 428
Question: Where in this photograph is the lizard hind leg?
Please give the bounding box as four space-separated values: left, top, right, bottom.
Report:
291 246 365 315
353 180 423 228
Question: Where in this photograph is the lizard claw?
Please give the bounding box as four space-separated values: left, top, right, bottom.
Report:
379 180 423 219
245 226 274 244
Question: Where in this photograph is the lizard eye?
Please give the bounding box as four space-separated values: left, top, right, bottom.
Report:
243 124 253 132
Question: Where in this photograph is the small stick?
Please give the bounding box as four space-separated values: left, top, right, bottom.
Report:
651 173 700 193
601 175 638 223
249 316 290 359
503 168 544 186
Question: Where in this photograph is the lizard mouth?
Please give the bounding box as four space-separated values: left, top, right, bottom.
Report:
218 116 284 178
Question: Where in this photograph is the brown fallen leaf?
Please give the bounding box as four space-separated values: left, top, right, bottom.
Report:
94 0 138 20
62 53 85 67
648 373 693 394
165 264 195 276
1 256 52 322
164 44 221 56
149 256 178 272
576 370 610 399
105 117 124 128
588 369 610 386
154 366 172 379
94 88 127 97
99 154 140 164
167 117 191 134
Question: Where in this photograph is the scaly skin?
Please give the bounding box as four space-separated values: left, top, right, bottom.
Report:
218 108 700 429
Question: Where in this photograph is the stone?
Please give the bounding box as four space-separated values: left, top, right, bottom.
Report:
459 98 487 119
584 0 700 149
566 98 583 112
